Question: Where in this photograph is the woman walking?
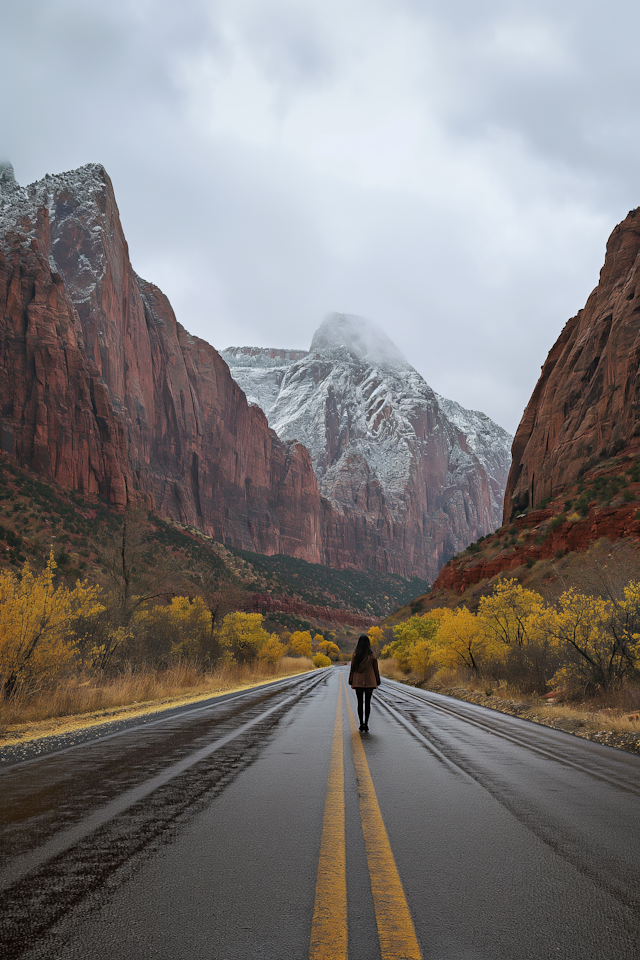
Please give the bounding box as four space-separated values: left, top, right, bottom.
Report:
348 634 381 732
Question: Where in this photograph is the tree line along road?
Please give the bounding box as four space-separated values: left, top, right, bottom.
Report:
1 668 639 959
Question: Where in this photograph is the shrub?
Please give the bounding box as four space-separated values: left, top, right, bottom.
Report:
313 653 331 668
259 635 286 664
548 514 567 530
576 497 590 516
289 630 313 658
0 551 102 697
217 612 271 665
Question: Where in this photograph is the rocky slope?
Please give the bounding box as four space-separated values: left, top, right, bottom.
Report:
0 161 323 561
223 314 512 581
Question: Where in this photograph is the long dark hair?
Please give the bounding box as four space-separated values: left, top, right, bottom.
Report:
353 634 372 671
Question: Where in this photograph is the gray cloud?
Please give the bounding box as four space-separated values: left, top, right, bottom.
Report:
3 0 640 434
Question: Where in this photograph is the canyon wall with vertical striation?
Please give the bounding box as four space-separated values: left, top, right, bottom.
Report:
424 206 640 597
0 161 512 580
505 206 640 522
0 161 323 562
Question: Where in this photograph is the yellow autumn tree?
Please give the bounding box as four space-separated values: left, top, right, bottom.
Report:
477 580 557 689
616 580 640 676
133 596 210 663
383 614 443 677
289 630 313 658
367 626 385 653
317 639 340 660
432 606 502 674
0 551 102 696
477 579 544 648
545 589 631 691
258 634 286 664
217 612 271 664
87 625 132 672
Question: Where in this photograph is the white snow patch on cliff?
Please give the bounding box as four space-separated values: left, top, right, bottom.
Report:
221 313 513 535
0 163 111 296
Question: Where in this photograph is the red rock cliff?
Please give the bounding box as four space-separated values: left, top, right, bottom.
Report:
1 161 504 580
0 162 322 562
505 206 640 521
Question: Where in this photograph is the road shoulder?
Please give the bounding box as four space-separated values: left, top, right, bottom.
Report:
388 680 640 755
0 671 316 765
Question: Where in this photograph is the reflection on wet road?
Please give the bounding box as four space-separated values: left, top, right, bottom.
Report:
1 669 639 959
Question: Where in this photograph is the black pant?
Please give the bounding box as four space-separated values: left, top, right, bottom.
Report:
355 687 373 725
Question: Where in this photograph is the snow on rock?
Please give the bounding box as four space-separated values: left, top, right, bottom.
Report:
222 313 513 575
223 347 306 414
0 162 112 302
435 394 512 523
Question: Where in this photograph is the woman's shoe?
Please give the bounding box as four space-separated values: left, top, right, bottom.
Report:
359 723 365 731
363 723 369 732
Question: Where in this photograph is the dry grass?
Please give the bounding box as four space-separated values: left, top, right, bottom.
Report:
533 702 640 735
381 659 640 742
0 656 315 736
378 657 449 688
378 657 428 686
378 658 409 683
445 677 640 740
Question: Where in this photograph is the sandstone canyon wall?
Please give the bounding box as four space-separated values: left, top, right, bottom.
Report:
0 161 322 562
505 206 640 522
0 160 510 581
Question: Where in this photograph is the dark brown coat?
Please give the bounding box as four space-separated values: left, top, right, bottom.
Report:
348 651 381 689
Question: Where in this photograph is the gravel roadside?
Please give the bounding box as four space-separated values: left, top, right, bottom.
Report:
0 673 309 768
431 685 640 755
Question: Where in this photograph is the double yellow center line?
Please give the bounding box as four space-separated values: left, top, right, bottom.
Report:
310 676 422 960
309 683 348 958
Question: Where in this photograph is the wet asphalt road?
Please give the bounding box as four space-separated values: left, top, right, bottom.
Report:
1 668 639 960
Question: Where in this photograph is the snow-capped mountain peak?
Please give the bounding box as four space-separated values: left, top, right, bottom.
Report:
221 316 512 579
310 312 410 368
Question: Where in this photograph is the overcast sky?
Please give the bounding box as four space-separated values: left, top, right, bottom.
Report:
3 0 640 434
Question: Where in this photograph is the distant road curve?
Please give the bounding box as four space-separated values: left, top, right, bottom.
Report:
1 670 639 959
